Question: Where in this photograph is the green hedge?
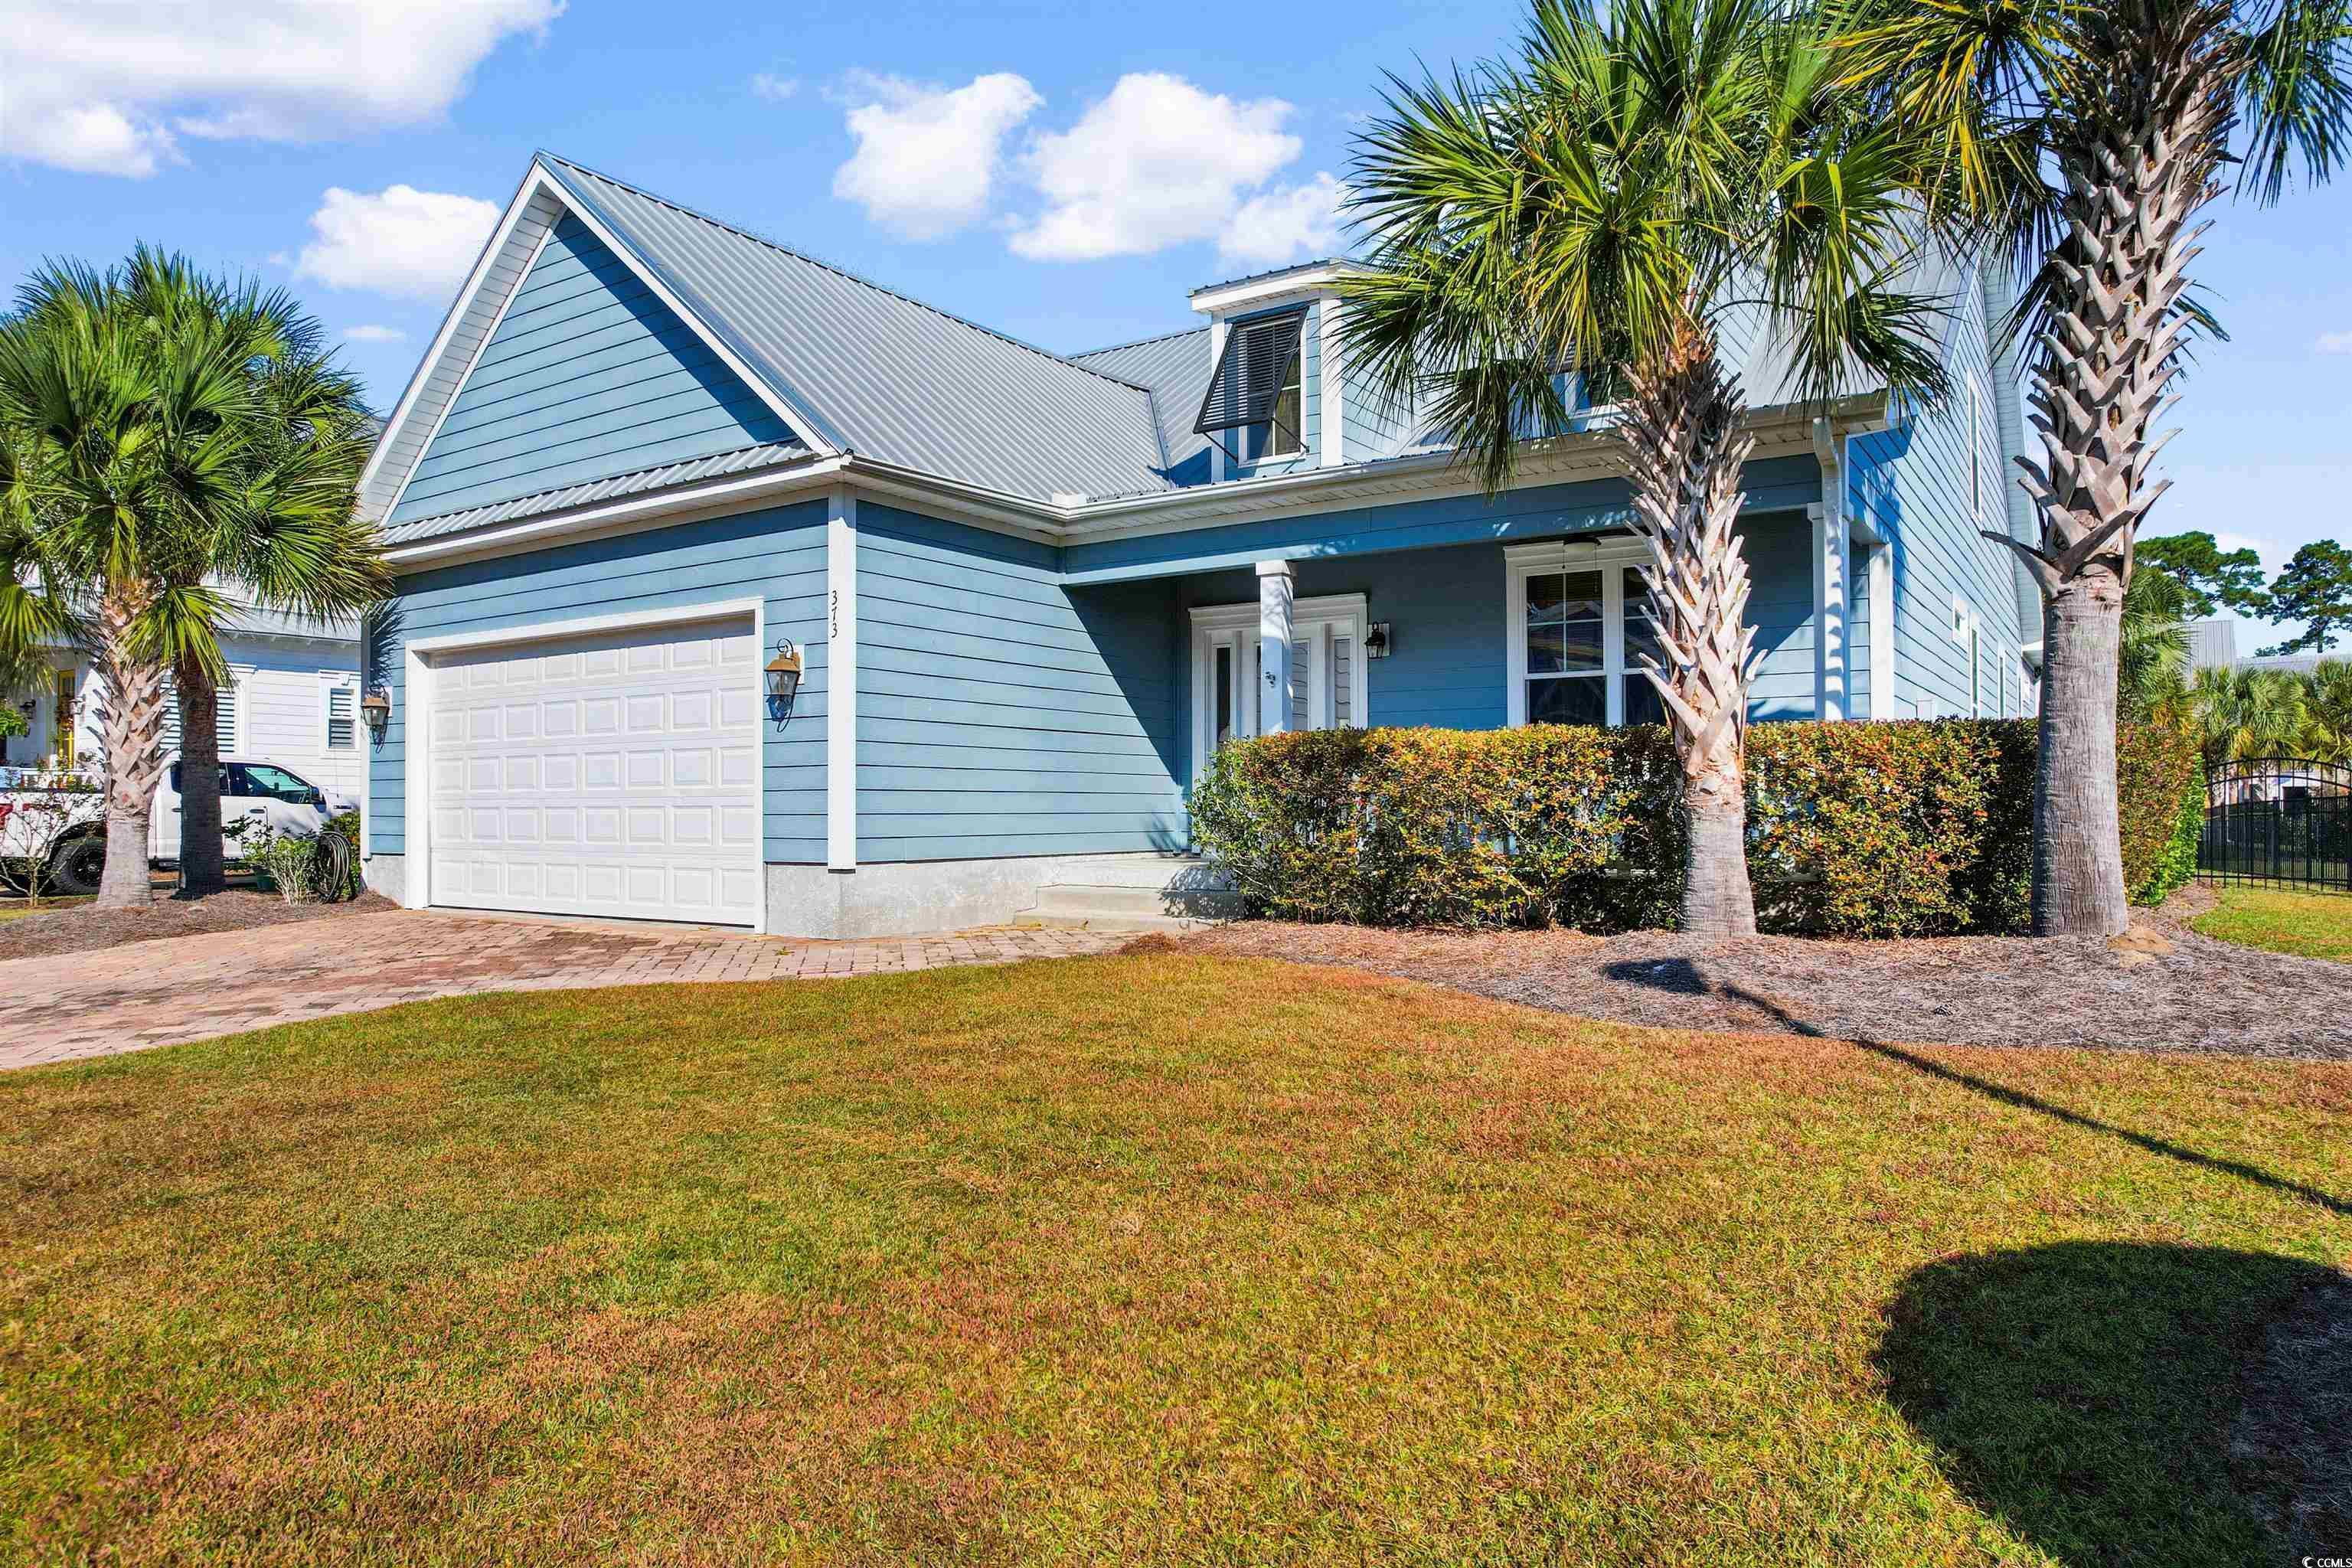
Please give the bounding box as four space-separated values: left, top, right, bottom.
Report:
1189 718 2201 936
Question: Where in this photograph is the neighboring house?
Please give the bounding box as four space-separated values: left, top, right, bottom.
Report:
2183 618 2333 680
1 595 366 800
358 153 2035 937
2186 616 2238 670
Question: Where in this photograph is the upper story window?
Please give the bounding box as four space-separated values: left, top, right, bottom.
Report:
1195 308 1306 466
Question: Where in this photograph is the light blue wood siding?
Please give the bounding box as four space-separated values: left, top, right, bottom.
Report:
387 214 799 526
365 501 830 861
854 503 1184 862
1847 265 2029 718
1740 511 1818 720
1341 332 1413 462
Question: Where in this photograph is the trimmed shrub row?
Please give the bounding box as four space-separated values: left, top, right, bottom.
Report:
1189 718 2203 936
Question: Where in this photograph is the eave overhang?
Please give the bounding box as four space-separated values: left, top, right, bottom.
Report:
379 394 1890 571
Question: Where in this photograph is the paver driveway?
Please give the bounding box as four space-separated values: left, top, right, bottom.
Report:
0 910 1125 1072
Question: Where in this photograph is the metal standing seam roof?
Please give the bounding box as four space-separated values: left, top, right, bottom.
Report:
536 156 1174 505
1068 327 1214 475
374 441 815 548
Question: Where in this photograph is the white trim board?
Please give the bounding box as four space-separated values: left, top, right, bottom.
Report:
382 401 1887 574
825 489 858 872
400 595 769 933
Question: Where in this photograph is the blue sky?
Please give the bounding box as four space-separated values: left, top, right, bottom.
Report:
4 0 2345 652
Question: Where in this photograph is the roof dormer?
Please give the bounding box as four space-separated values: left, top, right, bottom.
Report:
1189 260 1358 481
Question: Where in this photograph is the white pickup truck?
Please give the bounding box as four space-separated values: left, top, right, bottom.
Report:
0 757 358 896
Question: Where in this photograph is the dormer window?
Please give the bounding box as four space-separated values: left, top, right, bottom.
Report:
1195 307 1306 466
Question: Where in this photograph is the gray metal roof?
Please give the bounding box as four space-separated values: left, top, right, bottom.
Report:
376 440 812 547
539 156 1170 503
1070 327 1214 475
1191 257 1347 298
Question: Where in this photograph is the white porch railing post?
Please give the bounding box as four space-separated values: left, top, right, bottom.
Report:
1256 560 1294 735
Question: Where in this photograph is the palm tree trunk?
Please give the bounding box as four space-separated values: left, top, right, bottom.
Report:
1617 320 1761 941
1998 7 2231 936
91 589 168 910
175 654 227 894
2034 578 2130 930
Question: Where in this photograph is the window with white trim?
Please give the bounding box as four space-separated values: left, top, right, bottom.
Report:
325 678 358 751
1507 540 1668 727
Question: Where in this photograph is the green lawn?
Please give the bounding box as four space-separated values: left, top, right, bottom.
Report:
4 954 2348 1566
0 895 90 923
2191 883 2352 961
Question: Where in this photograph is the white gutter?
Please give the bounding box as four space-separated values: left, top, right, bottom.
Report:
380 394 1888 571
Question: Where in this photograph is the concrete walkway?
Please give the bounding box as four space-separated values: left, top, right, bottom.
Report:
0 910 1126 1073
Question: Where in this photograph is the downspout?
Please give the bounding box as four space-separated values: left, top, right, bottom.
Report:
1983 260 2043 675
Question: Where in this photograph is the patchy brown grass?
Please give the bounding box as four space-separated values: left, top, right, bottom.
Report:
3 952 2349 1565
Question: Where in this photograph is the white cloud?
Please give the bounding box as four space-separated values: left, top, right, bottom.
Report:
0 0 561 179
1218 172 1350 266
341 324 407 344
751 73 799 102
294 186 502 299
1010 74 1303 262
831 71 1042 240
2317 331 2352 354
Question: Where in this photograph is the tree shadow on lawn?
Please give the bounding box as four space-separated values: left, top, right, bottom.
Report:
1879 1241 2344 1566
1604 956 2352 1564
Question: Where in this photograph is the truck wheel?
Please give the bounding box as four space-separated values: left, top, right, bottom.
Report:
46 836 106 898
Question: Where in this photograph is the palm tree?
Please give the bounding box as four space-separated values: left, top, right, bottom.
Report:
110 254 383 893
2298 658 2352 761
2119 557 2192 720
1341 0 1952 939
0 252 384 906
1832 0 2352 934
2190 665 2308 773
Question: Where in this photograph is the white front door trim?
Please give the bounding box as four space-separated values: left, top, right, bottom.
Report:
1188 591 1367 783
402 595 767 932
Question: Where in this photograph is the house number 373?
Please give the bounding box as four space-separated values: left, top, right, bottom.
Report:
829 589 840 639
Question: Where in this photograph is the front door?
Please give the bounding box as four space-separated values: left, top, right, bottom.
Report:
1190 595 1367 782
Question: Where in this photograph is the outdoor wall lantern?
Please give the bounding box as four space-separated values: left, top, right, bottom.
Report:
1364 622 1392 660
765 638 805 725
360 688 391 745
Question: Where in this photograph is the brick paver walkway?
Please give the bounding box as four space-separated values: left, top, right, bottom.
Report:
0 910 1126 1073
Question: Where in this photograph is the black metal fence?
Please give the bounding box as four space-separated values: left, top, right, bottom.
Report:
2200 757 2351 892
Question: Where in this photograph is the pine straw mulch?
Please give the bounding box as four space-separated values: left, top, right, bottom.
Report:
0 889 399 962
1158 884 2352 1062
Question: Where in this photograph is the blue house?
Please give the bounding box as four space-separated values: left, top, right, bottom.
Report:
358 154 2037 936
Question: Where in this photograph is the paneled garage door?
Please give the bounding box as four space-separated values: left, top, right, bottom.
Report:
426 617 762 925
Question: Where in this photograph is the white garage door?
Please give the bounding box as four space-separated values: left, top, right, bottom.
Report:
427 617 762 925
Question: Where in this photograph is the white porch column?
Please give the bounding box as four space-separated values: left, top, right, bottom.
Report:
1810 502 1850 722
1256 559 1294 734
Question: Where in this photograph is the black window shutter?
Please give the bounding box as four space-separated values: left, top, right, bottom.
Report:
1194 309 1307 435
